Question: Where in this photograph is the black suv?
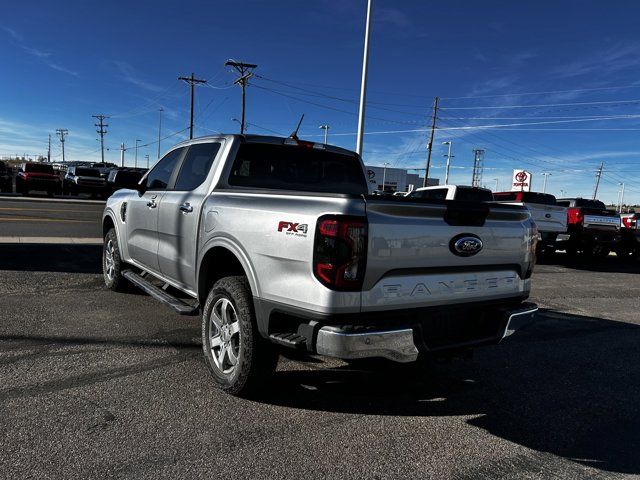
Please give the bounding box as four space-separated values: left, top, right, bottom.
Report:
63 166 108 198
0 161 12 193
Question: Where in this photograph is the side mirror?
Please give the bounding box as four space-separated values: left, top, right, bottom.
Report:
135 180 146 196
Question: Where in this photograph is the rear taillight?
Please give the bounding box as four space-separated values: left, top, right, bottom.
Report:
313 215 367 291
22 173 30 180
567 207 583 225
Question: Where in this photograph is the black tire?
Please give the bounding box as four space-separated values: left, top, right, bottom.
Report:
102 228 127 292
201 276 278 397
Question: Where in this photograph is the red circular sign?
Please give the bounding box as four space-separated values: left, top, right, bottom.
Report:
515 171 528 182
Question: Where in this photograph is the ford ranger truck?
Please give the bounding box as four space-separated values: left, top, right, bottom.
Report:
555 198 621 257
15 162 61 197
493 191 567 255
101 135 538 396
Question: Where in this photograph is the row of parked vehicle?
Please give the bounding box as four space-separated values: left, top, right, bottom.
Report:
396 185 639 259
0 160 147 198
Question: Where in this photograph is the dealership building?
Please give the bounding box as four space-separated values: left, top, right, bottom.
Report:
364 165 439 193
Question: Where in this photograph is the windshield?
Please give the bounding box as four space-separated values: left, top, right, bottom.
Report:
75 168 101 177
25 163 54 174
228 142 367 195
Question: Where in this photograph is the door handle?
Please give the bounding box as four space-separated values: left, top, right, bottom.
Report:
146 200 157 208
179 202 193 213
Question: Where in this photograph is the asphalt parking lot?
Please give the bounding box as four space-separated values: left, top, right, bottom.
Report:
1 199 639 479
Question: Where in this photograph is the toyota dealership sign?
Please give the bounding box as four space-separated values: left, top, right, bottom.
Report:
511 169 532 191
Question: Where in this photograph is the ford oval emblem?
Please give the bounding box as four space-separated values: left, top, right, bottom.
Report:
450 234 483 257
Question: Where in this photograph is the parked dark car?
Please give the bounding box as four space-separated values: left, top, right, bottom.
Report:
15 162 61 196
89 162 118 179
62 166 108 198
555 198 621 257
106 168 146 194
0 161 13 193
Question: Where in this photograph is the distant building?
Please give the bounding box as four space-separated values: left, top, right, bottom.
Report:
365 165 439 193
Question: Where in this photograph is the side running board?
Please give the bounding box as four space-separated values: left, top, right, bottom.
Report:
122 269 199 316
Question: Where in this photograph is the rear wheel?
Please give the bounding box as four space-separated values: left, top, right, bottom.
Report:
103 228 127 291
201 276 278 397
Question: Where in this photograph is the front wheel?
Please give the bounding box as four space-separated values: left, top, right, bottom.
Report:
103 228 127 291
201 276 278 397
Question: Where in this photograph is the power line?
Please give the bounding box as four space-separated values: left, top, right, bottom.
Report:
440 83 640 101
225 60 258 134
92 114 109 164
55 129 68 163
178 73 207 139
440 98 640 110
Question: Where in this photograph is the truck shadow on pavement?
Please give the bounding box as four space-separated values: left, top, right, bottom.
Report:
0 244 102 274
264 309 640 475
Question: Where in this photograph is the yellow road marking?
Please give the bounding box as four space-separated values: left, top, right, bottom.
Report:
0 217 95 223
0 207 101 213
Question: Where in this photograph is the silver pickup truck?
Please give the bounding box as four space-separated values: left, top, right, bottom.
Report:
102 134 538 395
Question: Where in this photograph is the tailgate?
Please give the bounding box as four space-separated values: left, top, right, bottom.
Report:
526 203 567 233
583 212 620 230
362 199 533 311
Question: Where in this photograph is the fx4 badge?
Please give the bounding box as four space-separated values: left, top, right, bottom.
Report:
277 221 308 237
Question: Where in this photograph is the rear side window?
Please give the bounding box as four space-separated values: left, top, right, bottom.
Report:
25 163 54 174
228 142 367 195
522 192 556 205
145 147 185 190
174 142 221 191
455 187 493 202
410 188 447 200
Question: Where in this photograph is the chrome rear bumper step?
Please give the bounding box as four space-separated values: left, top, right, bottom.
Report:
122 270 199 316
316 327 419 363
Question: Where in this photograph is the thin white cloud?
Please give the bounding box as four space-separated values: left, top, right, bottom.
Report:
2 26 78 76
109 61 164 92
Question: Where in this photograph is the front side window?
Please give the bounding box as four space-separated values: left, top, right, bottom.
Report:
174 142 221 191
144 147 185 190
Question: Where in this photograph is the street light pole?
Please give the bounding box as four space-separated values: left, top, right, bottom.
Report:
442 141 453 185
135 139 141 168
319 124 330 144
145 154 150 168
355 0 373 157
493 178 499 191
157 107 163 159
618 182 625 213
541 172 551 193
382 162 389 191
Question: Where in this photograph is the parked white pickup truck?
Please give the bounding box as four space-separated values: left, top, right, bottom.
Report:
408 185 494 202
102 135 538 396
493 191 567 254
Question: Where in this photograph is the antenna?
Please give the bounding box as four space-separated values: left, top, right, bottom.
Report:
290 114 305 140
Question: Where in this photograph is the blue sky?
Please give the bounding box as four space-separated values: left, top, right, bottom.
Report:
2 0 640 203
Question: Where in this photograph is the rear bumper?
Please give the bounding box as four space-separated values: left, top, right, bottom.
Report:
256 297 537 363
315 303 538 362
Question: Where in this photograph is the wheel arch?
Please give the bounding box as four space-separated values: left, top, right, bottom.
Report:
197 240 259 307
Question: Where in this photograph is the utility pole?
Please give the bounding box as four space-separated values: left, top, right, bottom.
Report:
442 140 454 185
493 178 499 191
382 162 389 191
356 0 373 157
47 134 51 162
592 161 604 199
423 96 439 186
225 61 257 135
157 107 163 158
145 154 150 168
120 143 125 167
93 114 109 164
178 73 207 139
618 183 625 213
541 172 551 193
319 124 330 144
56 129 68 163
471 148 485 188
135 139 141 168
